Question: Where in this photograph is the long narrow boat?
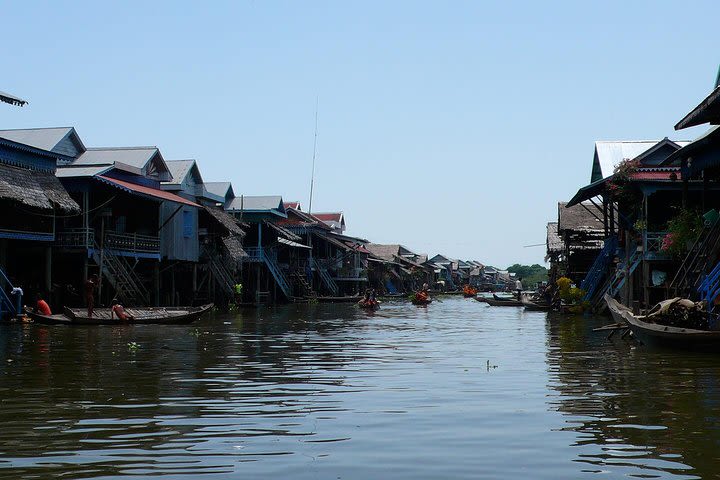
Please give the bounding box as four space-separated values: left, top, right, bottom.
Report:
485 297 524 307
26 304 213 325
604 294 720 348
520 294 552 311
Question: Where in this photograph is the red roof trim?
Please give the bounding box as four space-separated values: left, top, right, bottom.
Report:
97 175 199 207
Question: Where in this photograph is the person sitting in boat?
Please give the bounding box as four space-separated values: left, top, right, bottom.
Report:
422 282 429 293
33 293 52 316
110 299 135 321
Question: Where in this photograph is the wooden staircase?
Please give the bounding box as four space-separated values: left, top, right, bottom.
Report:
92 242 149 306
594 248 642 312
0 266 19 319
670 217 720 299
292 271 317 298
311 257 339 295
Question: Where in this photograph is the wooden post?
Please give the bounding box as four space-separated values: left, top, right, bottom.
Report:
98 216 105 302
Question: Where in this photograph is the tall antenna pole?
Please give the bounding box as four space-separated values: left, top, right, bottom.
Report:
308 97 319 214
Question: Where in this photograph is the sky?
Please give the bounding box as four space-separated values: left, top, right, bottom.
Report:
1 0 717 268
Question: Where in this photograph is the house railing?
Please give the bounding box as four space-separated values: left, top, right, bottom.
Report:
57 229 160 255
643 231 668 258
56 228 94 248
105 232 160 254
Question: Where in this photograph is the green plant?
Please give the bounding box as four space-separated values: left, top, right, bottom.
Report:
606 158 641 210
633 219 647 232
661 208 703 258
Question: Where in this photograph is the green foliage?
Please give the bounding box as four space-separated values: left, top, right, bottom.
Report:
506 264 548 288
661 208 703 258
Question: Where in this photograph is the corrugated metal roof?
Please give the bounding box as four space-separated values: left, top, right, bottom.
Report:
592 140 692 181
0 91 28 107
204 182 234 200
56 165 112 178
73 147 157 168
97 176 199 207
163 160 199 186
675 85 720 130
226 195 284 212
0 127 74 152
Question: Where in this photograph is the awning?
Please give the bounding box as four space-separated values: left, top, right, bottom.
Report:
97 175 199 207
279 237 312 249
566 177 609 207
314 231 352 250
264 220 302 242
203 205 246 237
222 235 247 260
0 163 79 212
675 85 720 130
0 90 27 107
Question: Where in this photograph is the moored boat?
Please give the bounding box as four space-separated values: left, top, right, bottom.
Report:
521 294 552 311
26 304 213 325
604 294 720 348
485 297 524 307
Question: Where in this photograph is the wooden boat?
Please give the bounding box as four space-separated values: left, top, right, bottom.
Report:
26 304 213 325
604 294 720 348
412 298 433 306
317 296 363 303
521 294 552 311
485 297 524 307
522 300 552 311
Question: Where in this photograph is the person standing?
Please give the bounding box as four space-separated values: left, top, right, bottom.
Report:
515 277 523 300
84 274 99 318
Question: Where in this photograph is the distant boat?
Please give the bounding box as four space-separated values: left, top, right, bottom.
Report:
25 304 213 325
485 297 524 307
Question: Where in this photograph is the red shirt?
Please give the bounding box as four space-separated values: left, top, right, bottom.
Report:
36 299 52 316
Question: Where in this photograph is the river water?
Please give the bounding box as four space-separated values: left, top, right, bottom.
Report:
0 297 718 479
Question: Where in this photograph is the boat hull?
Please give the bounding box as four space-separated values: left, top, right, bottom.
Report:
604 294 720 349
485 298 523 307
26 304 213 326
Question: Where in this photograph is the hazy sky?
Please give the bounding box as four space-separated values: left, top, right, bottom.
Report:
1 1 716 267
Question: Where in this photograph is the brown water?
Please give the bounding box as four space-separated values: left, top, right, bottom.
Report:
0 297 718 479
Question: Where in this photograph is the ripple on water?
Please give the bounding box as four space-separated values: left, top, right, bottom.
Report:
0 298 714 479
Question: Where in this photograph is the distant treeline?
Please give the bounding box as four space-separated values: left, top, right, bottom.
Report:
507 264 548 288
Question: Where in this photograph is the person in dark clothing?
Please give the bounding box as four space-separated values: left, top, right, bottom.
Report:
84 274 99 318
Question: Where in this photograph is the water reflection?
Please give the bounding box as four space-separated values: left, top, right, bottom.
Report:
0 299 718 478
546 313 720 479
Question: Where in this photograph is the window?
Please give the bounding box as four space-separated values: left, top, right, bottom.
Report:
182 210 193 238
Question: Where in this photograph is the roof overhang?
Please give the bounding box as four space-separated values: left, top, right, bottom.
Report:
675 85 720 130
96 175 199 207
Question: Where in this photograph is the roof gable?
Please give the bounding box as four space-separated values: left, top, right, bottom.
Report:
71 147 171 181
0 127 86 158
204 182 235 203
163 159 203 189
226 195 286 214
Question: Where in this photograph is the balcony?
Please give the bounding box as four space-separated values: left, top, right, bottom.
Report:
57 228 160 257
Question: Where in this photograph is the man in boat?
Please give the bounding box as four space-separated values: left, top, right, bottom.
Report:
33 293 52 316
110 299 135 321
84 274 98 318
515 277 523 300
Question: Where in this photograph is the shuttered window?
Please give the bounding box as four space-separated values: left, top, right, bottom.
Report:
182 210 193 238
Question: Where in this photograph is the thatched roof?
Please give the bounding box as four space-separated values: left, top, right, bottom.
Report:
546 222 564 253
0 163 79 212
558 202 603 233
222 235 247 260
203 205 246 237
